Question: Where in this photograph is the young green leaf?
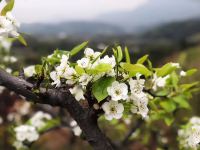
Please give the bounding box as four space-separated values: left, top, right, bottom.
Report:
1 0 14 16
18 35 27 46
75 65 85 75
116 46 123 62
155 63 177 77
124 46 131 63
87 63 112 75
186 68 197 76
92 77 115 102
160 100 176 112
137 55 149 64
164 115 174 126
120 63 152 77
180 82 199 92
173 96 190 109
70 41 88 56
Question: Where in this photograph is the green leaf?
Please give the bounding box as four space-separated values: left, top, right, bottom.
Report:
137 55 149 64
180 82 199 92
124 46 131 63
87 63 112 75
120 63 152 77
155 63 177 77
164 115 174 126
186 69 197 76
70 41 88 56
92 77 115 102
18 35 27 46
38 118 60 133
160 100 176 112
171 72 179 89
35 65 42 75
173 96 190 109
116 46 123 62
75 65 85 75
113 46 123 63
1 0 14 16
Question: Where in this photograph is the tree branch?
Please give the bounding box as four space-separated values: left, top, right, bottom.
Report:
0 68 114 150
121 119 143 146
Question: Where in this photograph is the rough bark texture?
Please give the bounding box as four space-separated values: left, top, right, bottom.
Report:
0 68 114 150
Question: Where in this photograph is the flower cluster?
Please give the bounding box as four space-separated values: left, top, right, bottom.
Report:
50 48 116 101
19 42 191 124
13 111 52 150
0 12 20 38
29 111 52 129
47 47 155 120
178 117 200 149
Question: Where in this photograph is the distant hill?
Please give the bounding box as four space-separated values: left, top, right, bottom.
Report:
20 21 125 38
97 0 200 33
140 18 200 40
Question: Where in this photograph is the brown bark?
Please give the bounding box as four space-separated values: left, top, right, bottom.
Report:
0 68 114 150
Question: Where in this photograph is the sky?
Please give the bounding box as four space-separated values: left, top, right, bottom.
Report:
1 0 149 23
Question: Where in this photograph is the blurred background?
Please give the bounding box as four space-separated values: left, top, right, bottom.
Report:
0 0 200 149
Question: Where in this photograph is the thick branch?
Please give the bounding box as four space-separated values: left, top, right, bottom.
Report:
0 68 114 150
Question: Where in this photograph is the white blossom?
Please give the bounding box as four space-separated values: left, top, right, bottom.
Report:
14 125 39 142
6 68 12 73
70 120 82 136
107 81 128 101
63 67 76 83
3 56 17 63
130 92 149 118
24 65 36 77
0 37 12 51
190 117 200 125
106 69 116 77
0 12 20 38
84 48 100 60
13 141 27 150
30 111 52 129
69 85 85 101
60 54 69 65
187 126 200 148
50 71 61 87
180 70 186 77
102 101 124 120
100 55 116 68
129 73 145 94
152 74 169 91
79 73 92 87
178 117 200 149
77 57 90 68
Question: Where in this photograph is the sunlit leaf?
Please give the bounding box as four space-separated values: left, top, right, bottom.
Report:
186 68 197 76
75 65 85 75
160 100 176 112
18 35 27 46
92 77 115 102
137 55 149 64
124 46 131 63
70 41 88 56
1 0 14 16
120 63 152 77
87 63 112 75
155 63 177 77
